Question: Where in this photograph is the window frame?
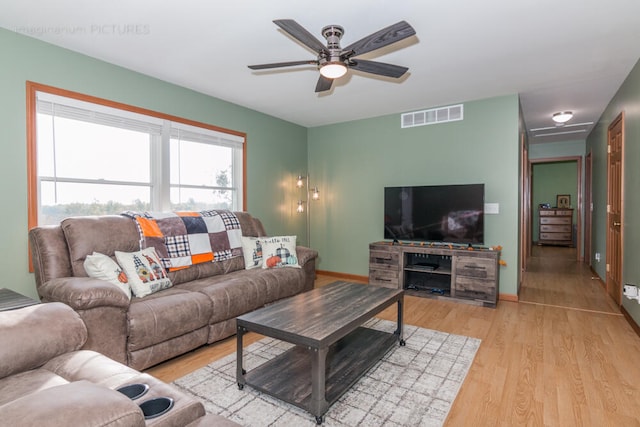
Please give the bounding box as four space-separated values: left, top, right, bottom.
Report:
26 81 247 233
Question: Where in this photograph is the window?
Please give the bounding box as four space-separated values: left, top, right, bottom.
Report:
27 82 245 227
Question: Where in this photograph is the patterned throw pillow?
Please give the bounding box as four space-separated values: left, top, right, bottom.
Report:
83 252 131 299
115 248 173 298
241 236 263 270
261 236 300 269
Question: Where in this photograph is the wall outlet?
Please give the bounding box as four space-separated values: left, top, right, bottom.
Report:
595 252 601 262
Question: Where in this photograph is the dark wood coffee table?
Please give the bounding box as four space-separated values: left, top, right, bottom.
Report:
236 282 404 424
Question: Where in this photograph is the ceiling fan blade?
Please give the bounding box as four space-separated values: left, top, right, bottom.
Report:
315 75 333 92
273 19 327 53
342 21 415 57
348 59 409 78
248 60 317 70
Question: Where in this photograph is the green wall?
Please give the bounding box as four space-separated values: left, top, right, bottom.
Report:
529 140 586 160
307 95 521 296
587 57 640 326
0 28 308 299
531 161 578 241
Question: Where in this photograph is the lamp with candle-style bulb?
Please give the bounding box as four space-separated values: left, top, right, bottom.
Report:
294 174 321 246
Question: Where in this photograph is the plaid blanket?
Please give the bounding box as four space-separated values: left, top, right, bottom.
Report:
122 210 242 271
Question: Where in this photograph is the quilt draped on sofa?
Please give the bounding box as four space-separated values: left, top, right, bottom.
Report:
122 210 242 271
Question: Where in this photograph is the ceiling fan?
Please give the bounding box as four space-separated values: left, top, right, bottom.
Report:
248 19 416 93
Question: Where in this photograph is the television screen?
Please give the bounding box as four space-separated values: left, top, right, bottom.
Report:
384 184 485 244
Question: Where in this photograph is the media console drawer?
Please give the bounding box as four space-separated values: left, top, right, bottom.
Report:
369 268 399 288
455 256 496 280
369 244 400 288
455 276 497 299
369 250 399 269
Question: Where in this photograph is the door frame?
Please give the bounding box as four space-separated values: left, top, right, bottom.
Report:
526 155 583 262
584 150 593 267
520 133 530 274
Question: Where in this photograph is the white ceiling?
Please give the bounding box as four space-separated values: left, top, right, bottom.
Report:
3 0 640 144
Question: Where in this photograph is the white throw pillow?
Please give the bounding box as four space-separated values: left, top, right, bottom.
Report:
261 236 300 269
241 236 263 270
83 252 131 299
115 248 173 298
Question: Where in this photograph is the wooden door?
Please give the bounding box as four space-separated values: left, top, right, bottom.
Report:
606 113 624 305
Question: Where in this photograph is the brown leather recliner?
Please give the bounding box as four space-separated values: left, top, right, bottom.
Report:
0 302 239 426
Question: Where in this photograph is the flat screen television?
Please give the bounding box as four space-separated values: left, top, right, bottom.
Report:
384 184 485 245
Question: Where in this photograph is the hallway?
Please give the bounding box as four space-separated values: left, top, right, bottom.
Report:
519 245 620 314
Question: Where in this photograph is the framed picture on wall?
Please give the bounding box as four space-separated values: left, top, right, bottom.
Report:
556 194 571 208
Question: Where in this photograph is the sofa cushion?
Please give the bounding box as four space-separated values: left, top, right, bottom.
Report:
0 380 145 427
261 236 300 269
0 369 68 406
61 216 140 277
127 327 209 370
42 350 140 389
240 236 263 269
84 252 131 299
0 303 87 379
167 256 245 286
180 267 308 324
127 288 212 351
234 211 267 237
29 225 73 287
115 248 173 298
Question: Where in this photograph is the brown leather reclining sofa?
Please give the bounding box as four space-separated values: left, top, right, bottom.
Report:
0 302 238 426
28 212 318 370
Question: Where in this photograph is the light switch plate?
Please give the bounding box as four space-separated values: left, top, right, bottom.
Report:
485 203 499 214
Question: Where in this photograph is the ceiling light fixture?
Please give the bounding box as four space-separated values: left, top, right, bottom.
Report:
552 111 573 123
319 62 347 79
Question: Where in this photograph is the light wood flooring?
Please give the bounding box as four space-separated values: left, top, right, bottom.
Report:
147 246 640 426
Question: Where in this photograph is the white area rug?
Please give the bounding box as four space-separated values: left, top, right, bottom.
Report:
173 319 480 426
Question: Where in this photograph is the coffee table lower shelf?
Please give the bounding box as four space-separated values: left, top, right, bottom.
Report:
238 326 400 423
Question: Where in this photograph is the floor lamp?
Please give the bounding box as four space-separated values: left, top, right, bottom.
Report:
296 175 319 247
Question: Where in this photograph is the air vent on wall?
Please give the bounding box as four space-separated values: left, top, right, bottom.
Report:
401 104 464 128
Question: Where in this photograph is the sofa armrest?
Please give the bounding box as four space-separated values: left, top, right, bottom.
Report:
0 302 87 378
0 380 145 427
38 279 130 365
39 277 131 310
296 246 319 266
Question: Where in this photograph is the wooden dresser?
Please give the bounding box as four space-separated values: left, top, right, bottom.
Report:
538 208 573 246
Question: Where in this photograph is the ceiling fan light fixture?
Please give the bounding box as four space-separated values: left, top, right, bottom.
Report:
552 111 573 123
319 62 347 79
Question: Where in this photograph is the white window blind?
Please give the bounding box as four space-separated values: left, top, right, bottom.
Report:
34 91 244 225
